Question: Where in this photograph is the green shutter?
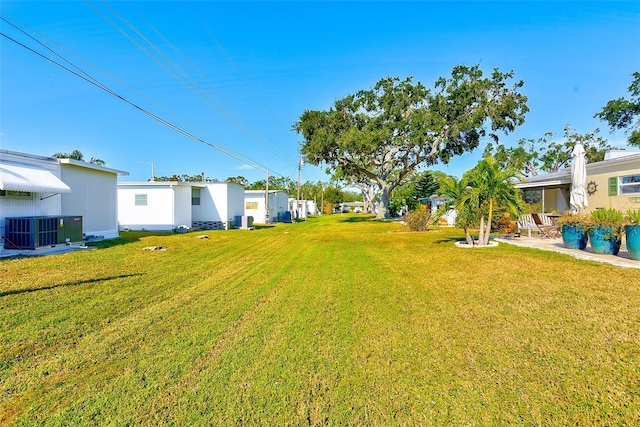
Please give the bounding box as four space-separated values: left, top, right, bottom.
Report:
608 177 618 196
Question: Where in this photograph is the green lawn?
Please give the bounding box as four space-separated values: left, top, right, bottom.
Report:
1 214 639 426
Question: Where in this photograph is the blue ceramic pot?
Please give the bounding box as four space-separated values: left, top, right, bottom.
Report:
562 224 588 250
625 225 640 261
588 225 622 255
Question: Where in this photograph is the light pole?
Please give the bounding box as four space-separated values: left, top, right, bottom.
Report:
141 161 155 181
264 170 270 224
296 154 303 220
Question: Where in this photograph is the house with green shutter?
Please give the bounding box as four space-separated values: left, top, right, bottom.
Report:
515 151 640 214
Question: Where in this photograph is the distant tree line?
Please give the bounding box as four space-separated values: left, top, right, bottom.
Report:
52 149 105 166
154 173 362 211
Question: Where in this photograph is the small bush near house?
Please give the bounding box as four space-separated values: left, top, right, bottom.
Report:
405 204 431 231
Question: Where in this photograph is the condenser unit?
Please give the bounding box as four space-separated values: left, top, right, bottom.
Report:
234 215 254 229
4 216 83 250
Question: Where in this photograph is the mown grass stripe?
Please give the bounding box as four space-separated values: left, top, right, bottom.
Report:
1 215 639 425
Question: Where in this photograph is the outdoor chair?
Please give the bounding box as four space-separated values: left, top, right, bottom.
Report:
531 213 561 238
516 214 538 237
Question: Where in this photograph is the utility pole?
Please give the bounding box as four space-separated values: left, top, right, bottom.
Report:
141 161 155 181
321 185 324 215
265 170 269 224
296 154 302 220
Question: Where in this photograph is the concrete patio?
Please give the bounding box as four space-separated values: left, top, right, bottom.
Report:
0 243 95 259
495 236 640 269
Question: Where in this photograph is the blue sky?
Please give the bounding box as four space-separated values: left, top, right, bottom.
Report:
1 1 639 185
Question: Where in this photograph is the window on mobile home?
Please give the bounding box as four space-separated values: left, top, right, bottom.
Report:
135 194 148 206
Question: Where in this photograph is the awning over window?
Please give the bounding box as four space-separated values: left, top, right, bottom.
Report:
0 162 71 194
515 179 571 189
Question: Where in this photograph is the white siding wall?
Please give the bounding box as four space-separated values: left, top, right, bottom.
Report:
244 190 288 223
206 184 229 222
270 191 289 221
226 184 245 221
117 185 176 231
191 186 207 222
174 185 192 227
0 193 61 226
60 164 120 238
244 192 265 223
200 183 244 225
290 198 309 218
196 185 222 222
306 200 317 215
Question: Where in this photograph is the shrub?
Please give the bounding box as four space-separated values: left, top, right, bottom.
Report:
591 208 624 225
557 212 591 231
590 208 624 239
405 205 432 231
626 209 640 224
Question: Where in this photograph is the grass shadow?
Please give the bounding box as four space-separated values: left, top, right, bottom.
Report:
253 224 276 229
87 231 176 249
0 273 144 298
338 215 379 223
434 236 466 244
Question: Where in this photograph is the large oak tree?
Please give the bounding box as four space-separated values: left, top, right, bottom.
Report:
294 65 529 218
596 71 640 147
483 126 613 177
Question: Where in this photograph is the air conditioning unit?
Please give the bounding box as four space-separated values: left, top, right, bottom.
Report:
281 211 293 223
4 216 83 250
234 215 254 229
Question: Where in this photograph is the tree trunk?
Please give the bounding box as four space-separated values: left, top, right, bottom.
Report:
484 199 494 245
363 186 375 214
478 216 485 246
484 220 493 245
376 186 390 219
464 227 473 245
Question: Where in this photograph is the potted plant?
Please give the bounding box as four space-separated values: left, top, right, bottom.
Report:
625 209 640 261
588 208 624 255
557 212 590 250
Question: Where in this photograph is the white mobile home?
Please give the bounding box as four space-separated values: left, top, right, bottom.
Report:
117 182 244 231
244 190 289 223
289 198 316 219
306 200 317 215
59 159 128 239
118 182 191 231
1 150 128 251
194 182 245 229
0 151 69 231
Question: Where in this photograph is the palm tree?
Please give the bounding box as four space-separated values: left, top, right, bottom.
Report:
89 157 106 166
52 149 84 161
437 174 478 245
52 150 105 166
462 156 524 245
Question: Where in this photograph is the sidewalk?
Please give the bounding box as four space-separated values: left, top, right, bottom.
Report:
0 244 95 259
495 236 640 269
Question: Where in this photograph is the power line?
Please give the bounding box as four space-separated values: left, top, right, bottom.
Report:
0 25 280 176
127 0 298 167
87 0 298 168
186 1 300 159
1 12 280 167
